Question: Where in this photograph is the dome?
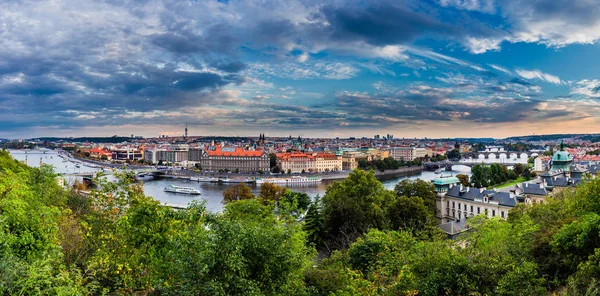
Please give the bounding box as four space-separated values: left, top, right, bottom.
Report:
433 175 460 186
552 150 572 162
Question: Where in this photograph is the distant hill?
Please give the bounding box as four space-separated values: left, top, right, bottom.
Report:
35 136 134 143
505 133 600 142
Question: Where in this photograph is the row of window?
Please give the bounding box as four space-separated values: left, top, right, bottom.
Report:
447 200 505 219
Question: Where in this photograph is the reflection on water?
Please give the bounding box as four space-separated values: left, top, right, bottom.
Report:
9 149 472 212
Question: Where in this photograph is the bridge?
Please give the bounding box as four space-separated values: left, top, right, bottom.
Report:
461 151 539 160
424 160 527 171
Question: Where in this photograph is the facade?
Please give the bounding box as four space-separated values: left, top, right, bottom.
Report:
201 146 269 173
389 147 413 161
341 154 358 171
188 147 204 162
277 153 315 173
314 153 342 172
437 183 518 224
111 148 143 161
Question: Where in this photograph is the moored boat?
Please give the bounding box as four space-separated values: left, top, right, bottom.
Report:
163 184 201 195
256 176 322 184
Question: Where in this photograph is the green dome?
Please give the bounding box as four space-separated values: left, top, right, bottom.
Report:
433 176 460 186
552 151 572 162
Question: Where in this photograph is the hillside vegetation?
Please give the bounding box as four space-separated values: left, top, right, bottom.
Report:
0 149 599 295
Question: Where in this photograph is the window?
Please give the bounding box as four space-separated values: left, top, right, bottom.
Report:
452 202 455 208
492 210 495 217
501 211 505 218
470 205 473 212
477 207 480 214
464 204 467 210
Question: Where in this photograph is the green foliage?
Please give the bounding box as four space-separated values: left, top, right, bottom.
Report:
322 169 394 250
161 199 313 295
394 179 437 216
447 148 461 160
456 173 470 186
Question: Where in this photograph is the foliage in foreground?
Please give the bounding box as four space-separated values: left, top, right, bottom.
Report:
1 149 600 295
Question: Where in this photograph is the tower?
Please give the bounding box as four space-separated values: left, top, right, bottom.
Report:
185 123 188 140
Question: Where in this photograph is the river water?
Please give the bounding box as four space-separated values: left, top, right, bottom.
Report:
9 149 473 212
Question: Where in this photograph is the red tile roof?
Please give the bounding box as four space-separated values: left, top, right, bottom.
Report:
206 146 264 157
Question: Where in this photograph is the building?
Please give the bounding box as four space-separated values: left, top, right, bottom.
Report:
439 185 517 223
201 146 269 173
277 153 315 173
389 147 413 161
549 142 573 172
314 153 342 172
515 183 547 204
341 154 358 171
89 148 112 160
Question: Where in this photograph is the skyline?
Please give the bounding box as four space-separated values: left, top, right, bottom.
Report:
2 0 600 138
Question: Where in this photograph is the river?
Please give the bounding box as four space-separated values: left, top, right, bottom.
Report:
8 149 473 212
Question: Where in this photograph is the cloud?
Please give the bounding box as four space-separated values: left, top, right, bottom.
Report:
488 64 512 75
515 69 562 85
570 79 600 98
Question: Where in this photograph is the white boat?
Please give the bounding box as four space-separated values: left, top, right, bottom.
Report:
256 176 322 184
190 176 217 182
135 173 154 181
434 169 442 174
164 184 201 195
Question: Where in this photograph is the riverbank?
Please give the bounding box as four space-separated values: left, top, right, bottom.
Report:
164 166 424 181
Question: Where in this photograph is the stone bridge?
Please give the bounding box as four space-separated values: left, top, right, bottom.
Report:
462 151 539 160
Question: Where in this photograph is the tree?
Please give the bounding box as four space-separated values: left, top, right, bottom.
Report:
303 196 325 248
259 182 287 202
447 148 461 161
223 183 255 203
163 199 313 295
322 169 394 250
394 179 437 216
456 174 470 187
387 196 434 232
513 163 525 177
157 160 163 166
269 153 277 169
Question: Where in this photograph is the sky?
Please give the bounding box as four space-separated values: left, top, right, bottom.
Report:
1 0 600 139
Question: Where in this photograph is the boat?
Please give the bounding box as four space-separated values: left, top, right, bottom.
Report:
75 164 81 168
256 176 322 184
135 173 154 181
190 176 217 182
434 169 442 174
163 184 201 195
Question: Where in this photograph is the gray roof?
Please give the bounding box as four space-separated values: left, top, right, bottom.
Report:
570 165 588 173
551 177 581 187
446 185 518 207
518 183 548 196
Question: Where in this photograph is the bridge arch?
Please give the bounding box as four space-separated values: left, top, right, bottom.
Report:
499 153 507 159
509 153 518 160
488 152 497 160
520 153 528 159
478 153 486 160
531 152 539 157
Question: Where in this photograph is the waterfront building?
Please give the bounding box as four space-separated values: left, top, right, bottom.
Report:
188 147 204 162
388 147 414 161
341 154 358 171
277 153 315 173
314 153 342 172
201 146 269 173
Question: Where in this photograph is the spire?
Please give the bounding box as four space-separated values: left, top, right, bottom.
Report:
185 123 188 139
560 140 564 151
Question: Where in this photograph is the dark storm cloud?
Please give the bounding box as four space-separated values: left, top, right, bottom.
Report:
333 86 564 125
321 2 456 45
